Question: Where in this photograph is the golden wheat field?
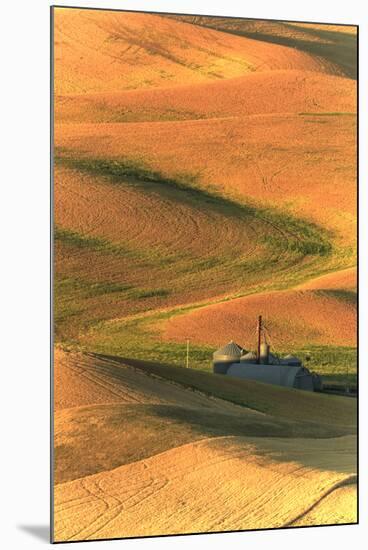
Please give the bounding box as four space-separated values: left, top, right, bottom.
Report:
53 7 357 542
53 350 357 542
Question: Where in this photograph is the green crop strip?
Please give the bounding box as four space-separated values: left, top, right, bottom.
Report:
55 154 333 259
54 226 134 257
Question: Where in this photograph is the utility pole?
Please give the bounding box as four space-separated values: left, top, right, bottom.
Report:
257 315 262 364
346 360 349 394
186 339 190 368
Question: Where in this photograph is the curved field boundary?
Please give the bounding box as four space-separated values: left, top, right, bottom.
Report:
53 154 337 343
162 287 357 349
55 114 357 249
55 155 333 258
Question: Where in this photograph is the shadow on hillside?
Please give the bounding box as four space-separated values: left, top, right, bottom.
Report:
183 18 357 79
238 26 357 79
144 402 348 442
139 405 356 473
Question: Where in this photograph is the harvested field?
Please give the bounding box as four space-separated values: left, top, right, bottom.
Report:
53 9 357 541
53 352 356 541
291 484 357 526
54 9 332 95
56 402 353 484
108 354 356 427
297 266 357 290
54 348 248 412
54 435 356 541
54 350 356 485
55 112 356 247
162 287 357 349
54 164 268 258
174 17 357 79
56 70 356 123
55 158 340 342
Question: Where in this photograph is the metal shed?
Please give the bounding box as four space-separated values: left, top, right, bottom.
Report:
240 351 257 363
226 363 315 391
281 354 302 366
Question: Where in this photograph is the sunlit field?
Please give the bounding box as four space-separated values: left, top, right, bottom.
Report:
53 8 357 542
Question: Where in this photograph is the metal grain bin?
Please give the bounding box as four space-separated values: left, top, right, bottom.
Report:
260 343 270 364
213 341 242 374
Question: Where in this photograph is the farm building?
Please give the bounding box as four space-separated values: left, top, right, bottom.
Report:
226 363 315 391
213 341 244 374
212 316 322 392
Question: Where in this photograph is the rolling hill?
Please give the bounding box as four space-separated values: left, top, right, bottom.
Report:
53 8 357 541
162 272 357 349
54 9 333 95
56 69 356 123
172 16 357 79
55 435 356 541
55 111 356 249
53 350 357 541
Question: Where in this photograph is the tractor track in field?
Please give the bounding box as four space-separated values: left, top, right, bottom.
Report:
54 164 268 259
54 434 356 541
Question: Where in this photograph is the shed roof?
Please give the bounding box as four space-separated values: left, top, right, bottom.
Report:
282 354 302 365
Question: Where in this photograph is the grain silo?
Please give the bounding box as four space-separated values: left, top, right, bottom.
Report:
259 343 270 364
213 341 243 374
